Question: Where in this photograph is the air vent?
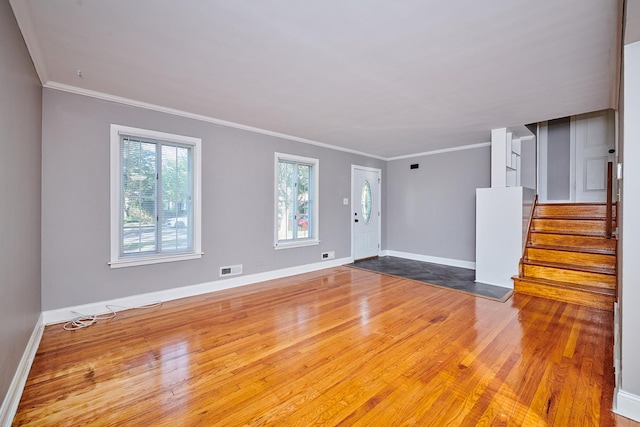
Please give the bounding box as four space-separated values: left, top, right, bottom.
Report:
321 251 335 260
220 264 243 277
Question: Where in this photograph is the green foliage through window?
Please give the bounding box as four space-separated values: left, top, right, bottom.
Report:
277 158 313 242
120 136 192 256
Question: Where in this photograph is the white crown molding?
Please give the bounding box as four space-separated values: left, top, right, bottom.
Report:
0 314 44 427
9 0 48 84
43 82 388 161
43 82 494 162
386 142 491 161
42 256 353 325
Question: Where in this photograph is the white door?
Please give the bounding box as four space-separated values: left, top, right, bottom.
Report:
538 110 615 203
574 110 615 202
352 167 380 260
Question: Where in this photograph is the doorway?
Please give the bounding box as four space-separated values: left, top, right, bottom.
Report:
352 166 381 260
538 109 615 203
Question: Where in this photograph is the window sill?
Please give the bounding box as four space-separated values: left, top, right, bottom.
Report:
274 239 320 250
109 252 203 269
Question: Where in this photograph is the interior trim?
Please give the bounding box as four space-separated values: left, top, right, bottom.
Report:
0 314 44 427
382 249 476 270
386 142 491 161
42 82 494 163
615 389 640 423
43 82 387 161
42 256 353 326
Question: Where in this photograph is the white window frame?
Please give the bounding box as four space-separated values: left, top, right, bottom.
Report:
274 152 320 250
109 124 202 268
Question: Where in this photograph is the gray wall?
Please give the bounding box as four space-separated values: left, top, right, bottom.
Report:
0 0 42 404
41 89 386 310
547 117 571 200
385 146 490 263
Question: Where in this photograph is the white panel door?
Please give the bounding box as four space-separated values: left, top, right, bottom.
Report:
353 167 380 260
575 110 615 202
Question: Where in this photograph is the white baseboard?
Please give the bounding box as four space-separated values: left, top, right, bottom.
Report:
615 389 640 422
382 250 476 270
43 256 352 325
614 302 621 390
0 314 44 427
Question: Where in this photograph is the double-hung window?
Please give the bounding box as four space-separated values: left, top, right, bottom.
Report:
274 153 319 249
110 125 202 268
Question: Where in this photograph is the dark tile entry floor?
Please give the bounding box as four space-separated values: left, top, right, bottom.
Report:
349 256 513 302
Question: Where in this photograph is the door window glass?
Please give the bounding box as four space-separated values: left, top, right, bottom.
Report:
361 180 372 224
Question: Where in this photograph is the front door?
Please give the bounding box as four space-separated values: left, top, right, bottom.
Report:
352 166 380 260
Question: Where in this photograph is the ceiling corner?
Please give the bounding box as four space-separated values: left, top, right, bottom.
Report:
10 0 48 85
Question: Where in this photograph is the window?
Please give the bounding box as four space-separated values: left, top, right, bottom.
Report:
361 180 372 223
110 125 202 268
274 153 319 249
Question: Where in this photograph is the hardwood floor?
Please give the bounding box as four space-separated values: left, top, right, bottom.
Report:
13 266 623 426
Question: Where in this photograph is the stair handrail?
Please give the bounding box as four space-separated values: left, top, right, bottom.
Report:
519 194 538 277
606 161 613 239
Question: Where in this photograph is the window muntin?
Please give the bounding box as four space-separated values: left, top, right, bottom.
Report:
275 153 319 249
110 125 201 268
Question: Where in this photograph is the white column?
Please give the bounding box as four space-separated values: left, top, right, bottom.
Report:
616 39 640 422
491 128 507 188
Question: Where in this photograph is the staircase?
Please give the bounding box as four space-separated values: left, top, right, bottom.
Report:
513 202 617 312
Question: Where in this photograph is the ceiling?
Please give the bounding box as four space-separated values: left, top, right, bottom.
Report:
626 0 640 44
11 0 621 159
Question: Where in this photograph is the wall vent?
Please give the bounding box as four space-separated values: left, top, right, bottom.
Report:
220 264 243 277
321 251 335 260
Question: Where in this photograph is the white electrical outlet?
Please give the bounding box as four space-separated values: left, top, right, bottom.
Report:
343 198 349 205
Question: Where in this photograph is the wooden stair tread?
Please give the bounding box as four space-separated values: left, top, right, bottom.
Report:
525 247 615 270
522 259 615 275
522 263 616 289
533 217 616 232
513 276 615 312
512 276 616 296
537 202 608 206
526 243 615 255
529 232 616 251
535 202 615 211
535 204 615 215
533 215 613 221
530 229 609 237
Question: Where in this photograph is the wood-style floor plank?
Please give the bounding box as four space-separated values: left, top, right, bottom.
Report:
12 266 626 426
